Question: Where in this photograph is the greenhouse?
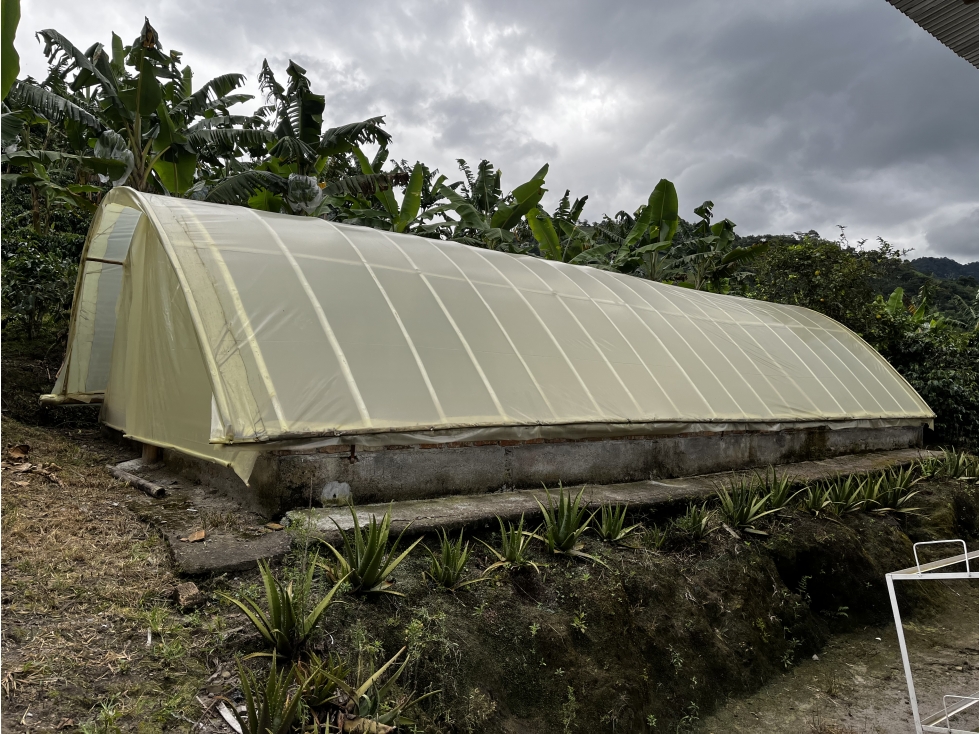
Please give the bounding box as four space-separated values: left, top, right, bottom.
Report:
43 188 935 512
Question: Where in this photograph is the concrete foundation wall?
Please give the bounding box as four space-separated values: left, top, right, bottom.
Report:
161 424 923 517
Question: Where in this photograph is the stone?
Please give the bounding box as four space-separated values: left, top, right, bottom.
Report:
174 581 204 610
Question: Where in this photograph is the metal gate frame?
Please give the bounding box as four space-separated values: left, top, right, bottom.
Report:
886 540 979 734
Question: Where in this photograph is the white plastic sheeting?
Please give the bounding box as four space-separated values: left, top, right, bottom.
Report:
46 188 933 469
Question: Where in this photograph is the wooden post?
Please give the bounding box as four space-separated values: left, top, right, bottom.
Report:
142 443 161 464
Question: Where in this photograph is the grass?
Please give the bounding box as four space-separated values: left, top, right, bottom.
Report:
0 418 216 730
671 502 715 541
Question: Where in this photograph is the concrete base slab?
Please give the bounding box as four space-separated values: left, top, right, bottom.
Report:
118 457 290 576
288 448 940 543
167 529 292 576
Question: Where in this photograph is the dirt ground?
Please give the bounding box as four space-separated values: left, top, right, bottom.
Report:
702 581 979 733
2 410 978 733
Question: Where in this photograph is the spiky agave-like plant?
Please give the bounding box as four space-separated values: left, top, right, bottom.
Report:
218 557 345 658
320 507 423 596
534 486 600 562
480 515 540 574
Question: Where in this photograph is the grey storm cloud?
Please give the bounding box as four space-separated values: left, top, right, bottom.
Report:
15 0 979 262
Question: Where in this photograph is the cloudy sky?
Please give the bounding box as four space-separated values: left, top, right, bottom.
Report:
15 0 979 262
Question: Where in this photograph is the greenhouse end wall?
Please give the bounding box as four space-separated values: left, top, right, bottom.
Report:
163 423 923 516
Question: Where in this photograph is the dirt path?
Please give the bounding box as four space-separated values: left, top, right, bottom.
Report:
701 582 979 733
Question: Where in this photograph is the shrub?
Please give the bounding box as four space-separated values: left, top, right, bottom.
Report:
823 475 867 515
231 656 304 734
862 468 921 514
716 478 776 533
918 449 979 480
0 242 77 340
756 466 801 511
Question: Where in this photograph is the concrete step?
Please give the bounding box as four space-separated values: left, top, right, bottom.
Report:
288 448 939 543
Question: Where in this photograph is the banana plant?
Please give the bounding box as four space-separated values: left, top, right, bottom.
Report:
572 178 681 279
671 200 767 291
32 19 268 194
200 61 395 213
319 146 450 232
437 159 549 250
526 190 592 262
1 0 20 98
0 101 129 233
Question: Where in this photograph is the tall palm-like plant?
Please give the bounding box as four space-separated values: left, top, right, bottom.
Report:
203 60 395 214
30 19 269 194
572 178 681 279
525 189 593 262
437 159 549 250
671 201 767 292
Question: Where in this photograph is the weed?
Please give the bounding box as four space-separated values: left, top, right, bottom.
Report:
642 524 669 550
321 506 422 596
218 557 345 658
534 486 602 563
716 478 776 533
480 514 540 573
669 645 683 672
79 697 123 734
230 656 303 734
425 529 489 591
595 503 640 543
646 713 658 728
462 688 497 733
561 685 579 733
671 502 715 541
571 610 587 633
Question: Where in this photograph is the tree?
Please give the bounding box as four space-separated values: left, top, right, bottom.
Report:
752 234 898 335
24 19 269 194
201 60 394 215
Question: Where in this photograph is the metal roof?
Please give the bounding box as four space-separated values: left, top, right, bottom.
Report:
887 0 979 69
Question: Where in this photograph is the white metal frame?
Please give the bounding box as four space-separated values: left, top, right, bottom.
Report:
886 540 979 733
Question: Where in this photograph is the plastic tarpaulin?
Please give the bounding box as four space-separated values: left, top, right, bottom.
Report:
45 188 934 473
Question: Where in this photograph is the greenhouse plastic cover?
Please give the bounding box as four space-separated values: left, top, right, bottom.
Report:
47 188 933 476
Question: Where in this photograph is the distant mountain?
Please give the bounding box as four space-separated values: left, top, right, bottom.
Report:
909 257 979 281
